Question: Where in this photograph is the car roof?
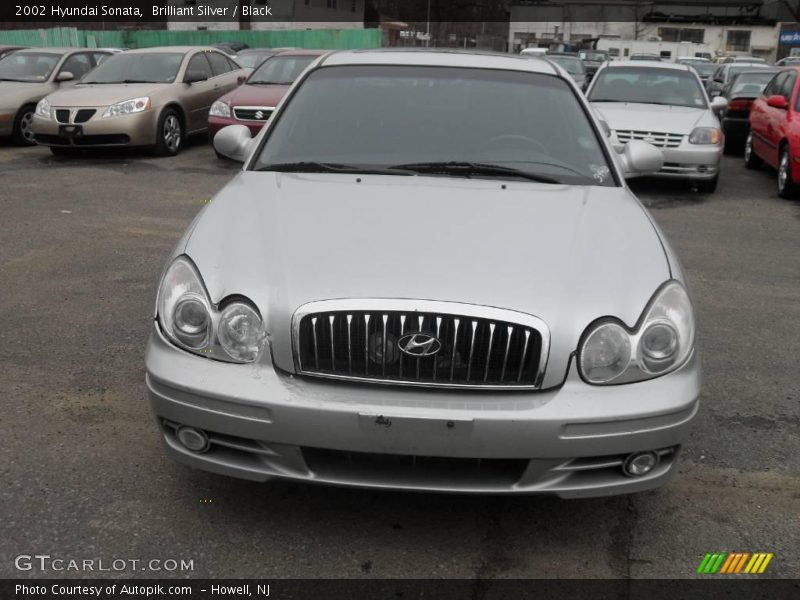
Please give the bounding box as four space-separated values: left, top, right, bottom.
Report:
15 47 84 55
605 60 690 72
320 49 559 75
125 46 215 54
274 48 329 57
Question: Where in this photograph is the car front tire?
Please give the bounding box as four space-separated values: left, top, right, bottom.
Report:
154 109 184 157
11 104 36 146
744 131 762 169
777 145 799 198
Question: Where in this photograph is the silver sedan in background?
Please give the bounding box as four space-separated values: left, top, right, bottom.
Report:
146 50 699 498
586 61 726 193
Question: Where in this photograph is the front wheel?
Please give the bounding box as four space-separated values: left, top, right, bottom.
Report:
154 109 184 157
696 175 718 194
11 105 36 146
744 131 762 169
777 146 799 198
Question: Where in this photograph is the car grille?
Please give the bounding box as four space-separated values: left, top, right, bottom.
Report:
293 300 548 389
615 130 684 148
233 106 274 121
54 109 97 124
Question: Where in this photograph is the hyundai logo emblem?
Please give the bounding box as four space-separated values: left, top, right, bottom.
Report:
397 332 442 357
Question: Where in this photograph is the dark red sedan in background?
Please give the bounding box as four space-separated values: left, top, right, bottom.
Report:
746 66 800 197
208 49 326 140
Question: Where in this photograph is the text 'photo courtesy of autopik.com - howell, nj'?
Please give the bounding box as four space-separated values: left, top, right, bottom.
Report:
0 1 798 599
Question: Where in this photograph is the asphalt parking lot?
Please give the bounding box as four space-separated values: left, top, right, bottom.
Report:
1 141 798 580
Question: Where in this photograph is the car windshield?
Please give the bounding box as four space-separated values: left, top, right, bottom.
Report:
548 56 585 75
0 52 61 81
81 53 184 84
253 65 614 187
588 66 708 109
579 51 606 62
730 71 779 96
236 52 275 69
248 55 317 85
692 63 717 77
728 64 769 80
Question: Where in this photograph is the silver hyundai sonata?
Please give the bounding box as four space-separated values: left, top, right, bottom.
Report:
146 49 701 498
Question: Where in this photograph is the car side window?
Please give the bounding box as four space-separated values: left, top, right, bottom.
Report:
779 71 796 102
186 53 213 81
227 57 241 71
93 52 112 65
765 72 788 98
714 67 724 82
60 53 94 79
207 51 232 76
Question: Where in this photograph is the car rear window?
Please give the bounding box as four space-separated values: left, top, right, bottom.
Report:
254 65 615 187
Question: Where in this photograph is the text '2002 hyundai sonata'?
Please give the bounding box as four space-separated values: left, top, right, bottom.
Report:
145 49 701 498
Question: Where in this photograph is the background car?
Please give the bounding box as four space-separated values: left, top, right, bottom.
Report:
746 66 800 197
577 49 609 82
586 60 726 192
630 54 663 61
775 56 800 67
208 49 326 142
214 42 249 56
689 61 718 86
719 68 780 153
520 47 547 57
32 47 246 156
546 52 587 89
0 47 111 145
232 48 279 70
707 62 770 97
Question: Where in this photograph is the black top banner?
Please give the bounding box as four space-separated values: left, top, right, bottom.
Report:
0 0 789 25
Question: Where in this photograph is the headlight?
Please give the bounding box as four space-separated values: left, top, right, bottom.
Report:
156 256 267 363
35 98 51 119
209 100 231 118
103 97 150 118
688 127 721 145
578 281 695 385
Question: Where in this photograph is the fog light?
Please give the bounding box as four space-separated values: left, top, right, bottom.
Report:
176 426 209 453
622 451 659 477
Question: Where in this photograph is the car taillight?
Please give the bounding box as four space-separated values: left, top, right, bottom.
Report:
728 99 753 111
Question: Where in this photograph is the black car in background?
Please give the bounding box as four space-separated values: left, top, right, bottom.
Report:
689 62 717 86
719 68 781 153
577 49 608 82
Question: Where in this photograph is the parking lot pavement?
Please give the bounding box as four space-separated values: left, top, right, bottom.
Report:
1 142 798 580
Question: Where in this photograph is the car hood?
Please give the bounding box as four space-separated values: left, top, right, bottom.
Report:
44 83 169 107
591 102 711 133
0 80 54 108
180 173 672 386
219 83 289 107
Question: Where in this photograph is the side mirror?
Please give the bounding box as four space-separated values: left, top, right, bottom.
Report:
711 96 728 112
213 124 255 162
56 71 74 82
237 75 247 85
767 94 788 109
184 70 208 84
598 119 611 138
619 140 663 179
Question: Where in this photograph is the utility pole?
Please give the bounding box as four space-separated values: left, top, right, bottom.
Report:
426 0 431 47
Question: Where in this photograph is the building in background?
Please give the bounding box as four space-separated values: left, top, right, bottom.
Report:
167 0 365 31
509 0 784 60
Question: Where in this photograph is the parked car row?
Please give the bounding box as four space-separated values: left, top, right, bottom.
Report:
0 45 325 156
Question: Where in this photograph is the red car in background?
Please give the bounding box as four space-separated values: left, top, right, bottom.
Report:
208 49 326 140
746 66 800 197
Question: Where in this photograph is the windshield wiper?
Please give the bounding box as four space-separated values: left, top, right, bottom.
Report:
390 161 561 184
257 162 414 176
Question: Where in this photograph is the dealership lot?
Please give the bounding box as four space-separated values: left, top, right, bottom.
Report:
1 143 798 579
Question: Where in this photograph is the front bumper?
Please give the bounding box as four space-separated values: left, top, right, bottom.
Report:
32 108 160 148
145 325 701 498
614 140 722 180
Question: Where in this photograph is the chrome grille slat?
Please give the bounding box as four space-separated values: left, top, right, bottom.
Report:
293 300 549 390
615 129 684 148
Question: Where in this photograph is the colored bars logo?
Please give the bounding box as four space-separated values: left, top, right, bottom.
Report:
697 552 774 574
